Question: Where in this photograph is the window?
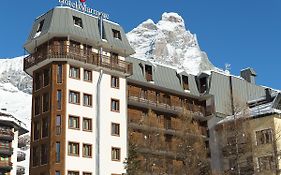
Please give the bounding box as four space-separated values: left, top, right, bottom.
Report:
32 146 40 167
34 72 41 90
112 29 122 40
35 96 40 115
256 129 273 145
37 20 45 33
182 75 189 90
111 99 120 112
55 171 61 175
111 53 119 64
69 91 80 104
56 142 60 163
42 93 50 112
33 120 40 141
57 64 63 83
83 118 92 131
56 115 61 135
68 171 79 175
69 66 80 79
111 147 121 161
57 90 62 110
258 155 275 172
43 69 50 87
84 69 92 81
42 118 49 138
111 123 120 136
41 144 48 165
111 76 119 88
68 142 79 156
83 144 92 157
73 16 83 28
83 94 92 107
69 115 80 129
145 65 153 81
140 89 148 99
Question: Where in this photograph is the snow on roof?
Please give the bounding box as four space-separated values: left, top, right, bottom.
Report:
0 110 27 131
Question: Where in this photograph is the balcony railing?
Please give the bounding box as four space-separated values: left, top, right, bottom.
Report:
0 129 14 141
24 44 133 75
128 95 206 117
0 144 13 156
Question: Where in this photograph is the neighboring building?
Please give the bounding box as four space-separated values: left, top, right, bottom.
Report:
126 57 214 174
0 111 28 175
24 6 134 175
215 90 281 175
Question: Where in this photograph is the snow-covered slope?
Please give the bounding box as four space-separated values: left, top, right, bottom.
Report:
127 12 215 74
0 56 31 174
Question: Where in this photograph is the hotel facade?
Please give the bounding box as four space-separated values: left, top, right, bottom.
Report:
23 6 214 175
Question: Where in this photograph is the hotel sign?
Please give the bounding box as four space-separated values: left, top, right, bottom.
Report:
58 0 109 19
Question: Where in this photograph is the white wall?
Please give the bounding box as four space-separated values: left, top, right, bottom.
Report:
65 64 127 174
11 130 19 175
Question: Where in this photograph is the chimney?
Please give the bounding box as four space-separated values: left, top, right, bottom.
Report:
265 88 272 102
240 68 257 84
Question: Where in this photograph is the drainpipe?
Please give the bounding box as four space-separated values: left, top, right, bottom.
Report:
96 13 104 175
95 69 103 175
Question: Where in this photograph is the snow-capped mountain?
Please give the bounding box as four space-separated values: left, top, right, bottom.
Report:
0 56 31 174
127 12 215 74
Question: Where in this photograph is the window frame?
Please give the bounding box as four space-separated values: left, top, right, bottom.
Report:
82 117 92 132
83 69 92 82
83 93 93 107
111 76 120 89
68 115 80 130
111 98 120 112
111 147 121 162
69 66 80 79
68 142 80 157
73 16 83 28
111 123 120 137
69 90 80 105
82 143 92 158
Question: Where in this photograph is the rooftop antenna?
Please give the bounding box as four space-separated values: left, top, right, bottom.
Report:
225 63 231 74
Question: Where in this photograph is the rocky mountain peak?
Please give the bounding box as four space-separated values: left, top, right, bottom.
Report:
127 12 215 74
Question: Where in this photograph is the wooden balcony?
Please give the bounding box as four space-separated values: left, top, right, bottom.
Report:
0 161 12 172
0 144 13 156
0 129 14 141
128 94 206 118
24 44 133 75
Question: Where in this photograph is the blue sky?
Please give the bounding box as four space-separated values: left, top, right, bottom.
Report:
1 0 280 89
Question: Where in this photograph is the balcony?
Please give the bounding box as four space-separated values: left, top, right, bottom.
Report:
18 138 27 148
17 165 25 175
0 161 13 173
24 44 133 75
0 144 13 156
222 143 251 157
128 95 206 118
0 129 14 141
17 151 26 162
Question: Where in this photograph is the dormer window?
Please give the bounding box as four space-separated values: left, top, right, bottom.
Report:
98 18 106 40
112 29 122 40
145 65 153 82
199 77 208 93
36 20 45 33
182 75 189 91
73 16 83 28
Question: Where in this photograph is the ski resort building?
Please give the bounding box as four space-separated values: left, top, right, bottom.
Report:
0 111 28 175
215 90 281 175
23 5 214 175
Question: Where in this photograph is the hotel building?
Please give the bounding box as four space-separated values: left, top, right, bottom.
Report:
23 5 214 175
0 111 28 175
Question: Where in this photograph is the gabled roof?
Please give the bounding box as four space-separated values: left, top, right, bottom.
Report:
0 111 28 136
24 6 135 57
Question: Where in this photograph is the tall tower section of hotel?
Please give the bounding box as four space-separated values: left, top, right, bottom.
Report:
23 7 135 175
